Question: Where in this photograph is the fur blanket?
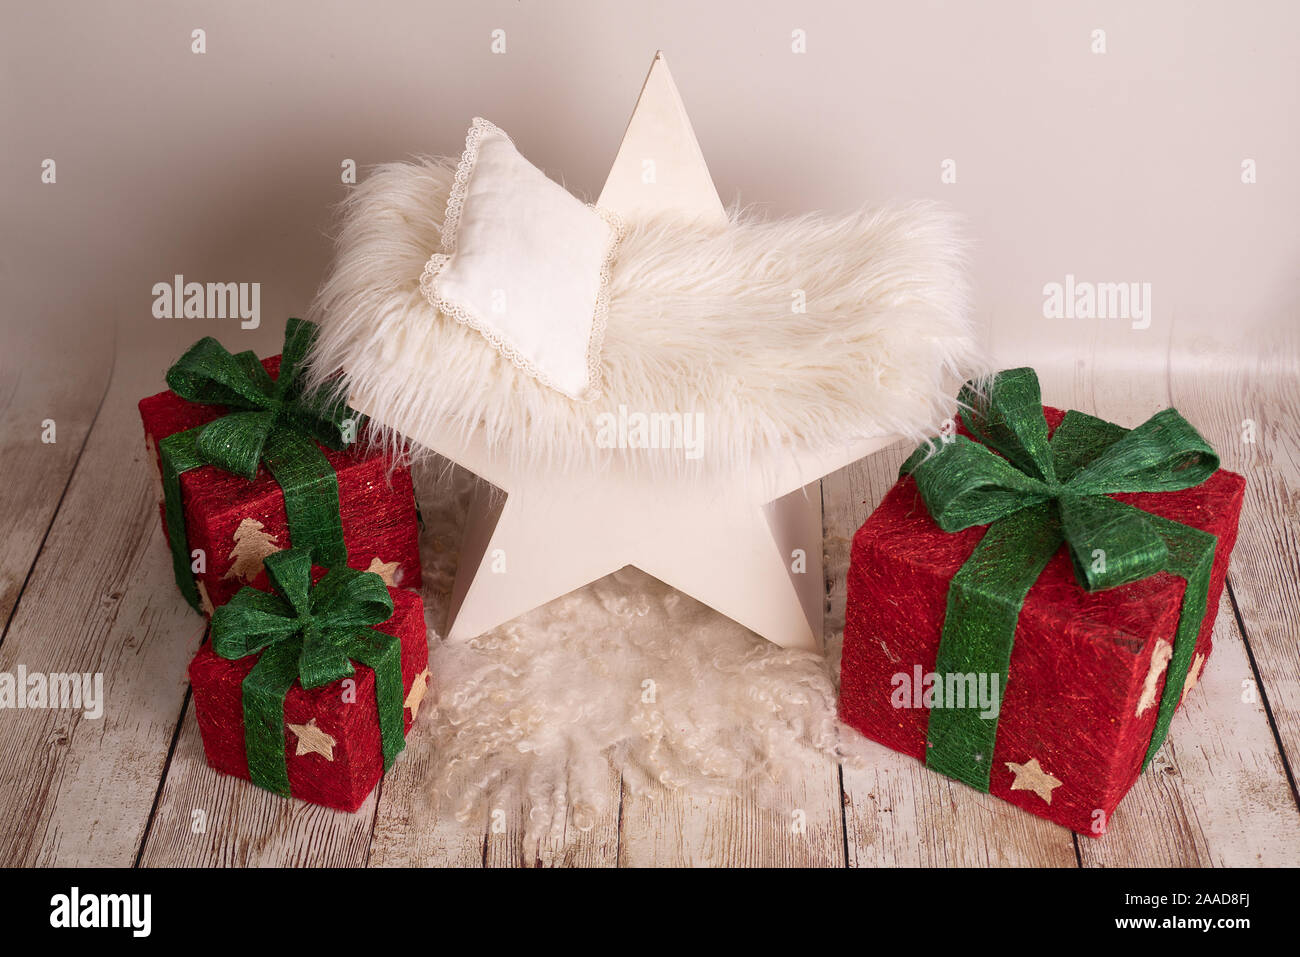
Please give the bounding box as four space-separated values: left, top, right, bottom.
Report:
306 157 979 479
413 461 883 850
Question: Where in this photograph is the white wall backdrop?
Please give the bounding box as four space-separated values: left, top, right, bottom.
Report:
3 0 1296 390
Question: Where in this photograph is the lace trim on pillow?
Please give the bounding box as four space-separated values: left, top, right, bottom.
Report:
584 205 625 399
439 116 505 256
421 116 625 401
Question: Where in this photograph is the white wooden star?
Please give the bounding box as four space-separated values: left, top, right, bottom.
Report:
404 668 431 721
287 717 337 761
1005 757 1063 804
365 557 401 587
348 52 894 650
1136 639 1173 717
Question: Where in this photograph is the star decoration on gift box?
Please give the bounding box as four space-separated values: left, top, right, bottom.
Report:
288 717 337 761
196 580 215 617
1136 639 1174 717
404 668 431 721
366 557 401 587
1005 757 1063 804
1180 652 1206 705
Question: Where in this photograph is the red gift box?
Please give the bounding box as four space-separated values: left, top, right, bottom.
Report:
189 578 429 812
138 354 422 612
839 406 1245 835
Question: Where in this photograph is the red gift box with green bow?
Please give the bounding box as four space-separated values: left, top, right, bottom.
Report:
138 319 422 614
189 548 430 811
839 368 1245 835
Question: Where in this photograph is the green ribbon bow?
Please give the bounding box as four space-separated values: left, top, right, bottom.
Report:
159 318 355 612
210 548 405 796
900 367 1220 791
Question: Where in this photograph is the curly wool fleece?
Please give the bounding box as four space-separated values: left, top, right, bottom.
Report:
414 466 880 849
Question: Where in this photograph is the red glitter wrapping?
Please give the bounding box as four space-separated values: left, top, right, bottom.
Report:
839 406 1245 836
137 354 422 611
189 576 428 812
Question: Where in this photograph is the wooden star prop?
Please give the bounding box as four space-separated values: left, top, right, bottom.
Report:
287 718 337 761
404 668 431 721
347 52 894 650
366 557 401 587
1180 651 1206 706
1005 757 1063 804
1136 639 1173 717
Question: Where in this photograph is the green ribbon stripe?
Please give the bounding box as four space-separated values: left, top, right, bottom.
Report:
158 318 354 612
901 368 1219 790
210 549 405 796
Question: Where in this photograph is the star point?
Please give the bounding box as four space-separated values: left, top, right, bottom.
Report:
196 579 215 617
1180 652 1207 706
404 668 431 721
1005 757 1063 804
1136 639 1173 717
287 717 337 761
366 557 401 587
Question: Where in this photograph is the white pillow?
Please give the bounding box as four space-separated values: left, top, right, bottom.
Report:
420 117 623 401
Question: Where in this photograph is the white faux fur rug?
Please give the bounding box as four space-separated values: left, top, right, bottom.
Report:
307 157 976 483
414 464 879 844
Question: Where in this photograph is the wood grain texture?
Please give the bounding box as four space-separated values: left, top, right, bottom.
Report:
0 342 201 866
364 716 496 868
0 322 113 632
1168 354 1300 794
481 766 622 868
138 703 376 867
616 752 846 867
825 440 1078 866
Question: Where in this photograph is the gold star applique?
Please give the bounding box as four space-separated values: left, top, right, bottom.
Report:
196 580 215 617
1136 639 1173 717
287 718 337 761
366 557 401 587
1180 652 1207 706
404 668 431 721
1005 757 1063 804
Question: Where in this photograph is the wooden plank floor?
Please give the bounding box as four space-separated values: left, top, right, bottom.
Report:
2 340 1297 867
